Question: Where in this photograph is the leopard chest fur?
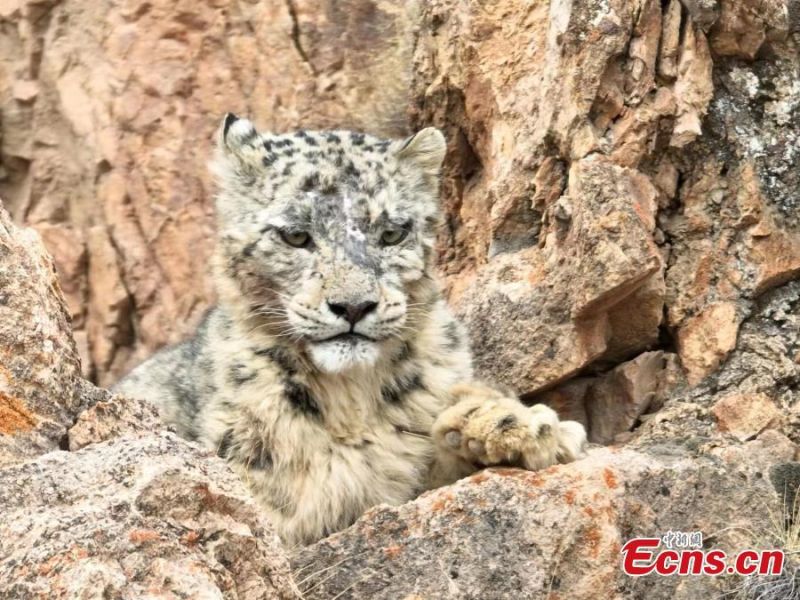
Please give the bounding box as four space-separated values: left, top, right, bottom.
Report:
200 364 445 545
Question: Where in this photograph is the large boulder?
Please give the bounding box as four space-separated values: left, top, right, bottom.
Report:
292 442 788 599
0 432 299 599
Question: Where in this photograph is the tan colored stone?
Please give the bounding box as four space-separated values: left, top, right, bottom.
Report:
737 165 800 293
0 433 300 599
712 392 781 442
534 378 592 430
11 79 38 103
709 0 789 59
406 0 797 395
72 330 93 380
0 202 83 465
626 0 662 106
608 86 677 167
756 429 797 458
538 351 684 444
666 155 800 386
670 21 713 148
653 156 679 202
86 225 132 388
459 156 663 394
602 273 665 362
677 302 741 386
34 223 86 325
658 0 681 80
68 394 160 451
293 447 779 599
587 351 667 444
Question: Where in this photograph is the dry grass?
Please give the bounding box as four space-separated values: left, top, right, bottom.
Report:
725 479 800 600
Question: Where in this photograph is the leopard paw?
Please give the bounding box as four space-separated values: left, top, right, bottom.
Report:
432 384 587 470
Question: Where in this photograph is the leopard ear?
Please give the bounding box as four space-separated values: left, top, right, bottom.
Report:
212 113 267 182
218 112 258 154
394 127 447 176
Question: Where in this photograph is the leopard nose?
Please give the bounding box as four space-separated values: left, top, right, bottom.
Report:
327 300 378 325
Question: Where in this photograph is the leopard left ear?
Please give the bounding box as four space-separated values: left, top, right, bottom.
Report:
394 127 447 176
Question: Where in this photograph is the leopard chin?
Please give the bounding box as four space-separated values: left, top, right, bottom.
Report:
307 335 381 373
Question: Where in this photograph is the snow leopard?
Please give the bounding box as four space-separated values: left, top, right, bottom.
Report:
115 114 587 546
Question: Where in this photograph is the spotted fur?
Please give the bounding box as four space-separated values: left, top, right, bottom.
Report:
115 114 587 545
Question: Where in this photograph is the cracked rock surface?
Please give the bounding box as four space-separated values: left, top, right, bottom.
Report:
0 433 299 599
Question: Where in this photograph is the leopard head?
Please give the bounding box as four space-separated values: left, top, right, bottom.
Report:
211 114 446 373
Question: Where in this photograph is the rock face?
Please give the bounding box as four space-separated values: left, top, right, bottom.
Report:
0 204 83 465
642 277 800 450
539 350 684 444
0 433 299 599
0 0 800 397
455 156 663 394
1 0 798 408
1 0 799 599
409 0 799 400
67 392 161 451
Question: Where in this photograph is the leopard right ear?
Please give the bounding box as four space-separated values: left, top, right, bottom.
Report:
217 112 259 154
212 113 267 181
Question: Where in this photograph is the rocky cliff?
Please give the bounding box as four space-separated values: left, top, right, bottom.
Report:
1 0 799 598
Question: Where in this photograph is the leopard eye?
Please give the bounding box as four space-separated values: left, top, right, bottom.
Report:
279 230 311 248
381 228 408 246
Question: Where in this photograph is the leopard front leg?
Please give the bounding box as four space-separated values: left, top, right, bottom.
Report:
432 383 587 471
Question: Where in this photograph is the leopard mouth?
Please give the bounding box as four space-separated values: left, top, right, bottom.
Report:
317 332 376 343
